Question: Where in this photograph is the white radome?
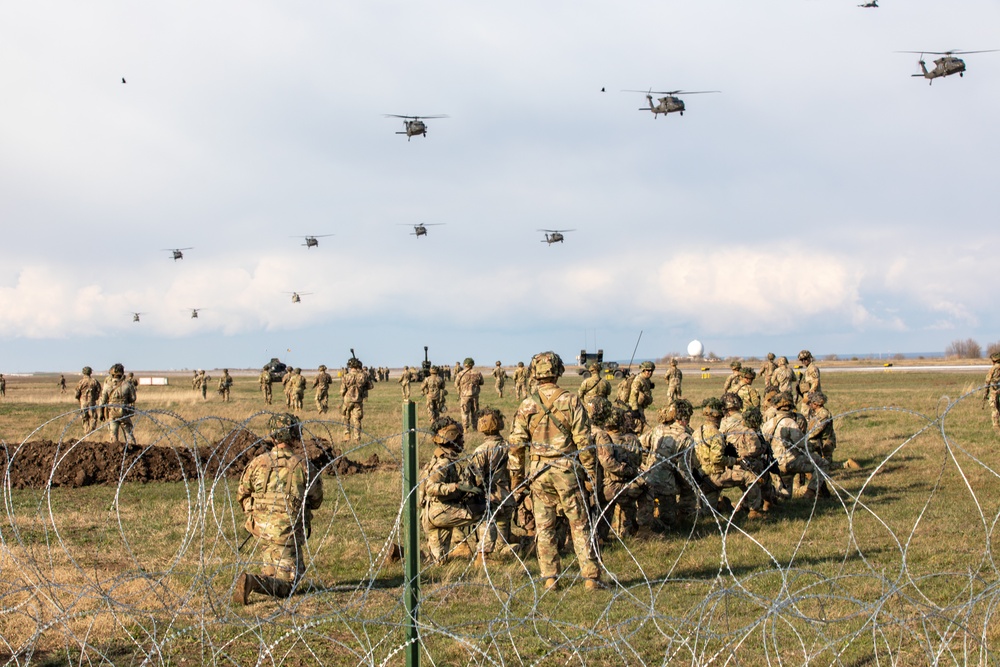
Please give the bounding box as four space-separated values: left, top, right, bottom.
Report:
687 340 704 357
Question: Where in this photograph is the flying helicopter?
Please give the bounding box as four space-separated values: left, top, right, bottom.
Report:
898 50 998 84
622 88 720 118
131 312 144 323
189 308 202 319
292 234 334 248
858 1 878 7
385 114 449 140
163 247 193 261
400 223 445 238
285 292 313 304
539 229 574 245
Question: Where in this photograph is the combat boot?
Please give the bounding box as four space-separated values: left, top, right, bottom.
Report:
584 578 607 591
449 541 473 559
843 458 861 470
544 577 559 592
802 488 817 501
233 572 252 606
747 509 768 521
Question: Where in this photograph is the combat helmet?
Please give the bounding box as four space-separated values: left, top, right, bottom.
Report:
109 363 125 378
730 360 742 370
463 357 475 368
774 391 795 411
798 350 813 363
672 399 694 422
740 367 757 381
807 391 827 406
721 392 743 412
743 406 763 430
640 361 655 372
495 361 501 366
701 397 724 418
602 406 625 432
294 368 301 374
476 407 505 435
530 351 564 380
670 358 678 366
585 395 612 423
82 366 92 376
588 362 601 373
431 416 464 452
991 352 1000 363
766 352 776 361
429 366 439 374
517 361 524 368
318 364 327 371
268 413 301 445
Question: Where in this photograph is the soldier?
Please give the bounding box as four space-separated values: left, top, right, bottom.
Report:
192 370 199 391
312 365 333 414
702 394 767 518
454 358 485 431
492 361 507 398
0 373 5 397
721 404 781 509
599 407 645 538
664 358 683 404
513 361 528 400
508 351 603 591
986 352 1000 433
58 374 67 394
805 391 845 468
453 361 462 381
281 367 294 407
420 417 484 563
583 396 613 543
233 413 324 604
637 403 686 533
340 356 372 442
399 366 411 401
759 352 777 392
468 407 515 564
293 369 307 411
796 350 821 413
761 391 831 500
421 366 447 422
74 366 102 432
578 362 611 401
772 356 795 395
627 361 656 425
99 363 137 446
736 367 761 412
723 361 742 394
218 369 233 402
126 372 138 395
199 370 211 400
259 365 273 405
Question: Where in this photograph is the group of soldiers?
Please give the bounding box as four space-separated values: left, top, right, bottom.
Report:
74 364 139 445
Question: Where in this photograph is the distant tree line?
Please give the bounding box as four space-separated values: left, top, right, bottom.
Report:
945 339 1000 359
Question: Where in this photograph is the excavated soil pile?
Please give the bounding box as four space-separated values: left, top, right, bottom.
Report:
1 434 380 490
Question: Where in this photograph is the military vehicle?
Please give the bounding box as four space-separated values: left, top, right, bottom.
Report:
401 223 445 238
577 349 630 379
540 229 573 244
291 234 334 248
163 247 192 261
385 114 449 140
623 88 720 118
264 358 289 383
898 50 998 84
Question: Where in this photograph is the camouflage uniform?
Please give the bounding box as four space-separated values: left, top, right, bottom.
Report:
796 351 821 413
578 363 611 402
399 366 411 401
637 405 684 532
292 369 306 411
192 370 199 391
0 374 5 397
199 371 211 400
340 360 372 442
281 369 293 407
805 392 837 465
234 414 324 603
761 392 830 498
259 367 273 405
986 353 1000 432
312 366 332 414
455 359 484 430
723 361 742 395
599 408 644 537
421 367 447 422
772 357 795 395
736 368 761 412
698 396 764 515
218 370 233 402
664 359 683 404
509 352 601 589
74 367 102 432
513 362 528 400
468 409 514 558
420 419 483 563
100 364 136 445
59 375 67 394
758 353 777 392
492 362 507 398
627 362 656 423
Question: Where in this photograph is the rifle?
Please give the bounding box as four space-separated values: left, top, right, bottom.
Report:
238 531 254 552
625 330 643 378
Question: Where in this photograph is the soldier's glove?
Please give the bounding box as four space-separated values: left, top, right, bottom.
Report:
738 458 755 472
583 480 594 493
456 483 482 496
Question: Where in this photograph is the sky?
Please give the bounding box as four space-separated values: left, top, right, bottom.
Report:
1 1 998 373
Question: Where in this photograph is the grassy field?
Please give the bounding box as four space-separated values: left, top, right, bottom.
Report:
2 366 999 665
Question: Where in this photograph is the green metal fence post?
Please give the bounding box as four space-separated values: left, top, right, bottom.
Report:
402 400 420 667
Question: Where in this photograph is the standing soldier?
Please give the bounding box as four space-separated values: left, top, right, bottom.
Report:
759 353 777 392
628 361 656 425
664 358 683 404
772 356 795 395
421 366 447 422
453 361 462 382
75 366 102 433
579 363 611 402
455 358 485 431
723 361 743 394
340 356 372 442
58 374 67 394
292 368 306 412
281 367 294 407
508 351 603 591
796 350 821 413
313 365 333 414
199 370 211 400
468 407 515 564
259 366 273 405
218 369 233 402
399 366 411 401
233 413 324 604
736 368 761 412
986 352 1000 434
100 363 137 446
0 373 5 397
492 361 507 398
126 372 138 396
513 361 528 400
192 370 199 392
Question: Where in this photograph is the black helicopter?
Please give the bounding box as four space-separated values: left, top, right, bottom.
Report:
539 229 574 245
131 312 144 323
623 89 719 118
189 308 202 319
163 247 193 261
898 49 998 84
401 223 445 238
285 292 313 304
385 114 449 140
292 235 334 248
858 1 878 7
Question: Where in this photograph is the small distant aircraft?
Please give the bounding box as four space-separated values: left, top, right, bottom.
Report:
400 223 445 238
189 308 202 319
539 229 574 245
385 114 449 141
164 247 193 261
285 292 313 304
131 312 144 323
623 88 720 118
898 49 998 84
858 1 878 7
292 234 334 249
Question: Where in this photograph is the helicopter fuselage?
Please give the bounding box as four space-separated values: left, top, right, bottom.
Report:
644 95 685 117
305 237 319 248
917 56 966 82
544 234 564 244
397 120 427 140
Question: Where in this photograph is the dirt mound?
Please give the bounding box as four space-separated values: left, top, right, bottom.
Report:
1 436 380 490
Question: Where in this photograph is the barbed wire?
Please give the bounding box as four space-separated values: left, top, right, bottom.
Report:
2 388 999 665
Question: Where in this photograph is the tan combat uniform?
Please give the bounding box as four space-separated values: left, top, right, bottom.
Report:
513 365 528 400
420 445 480 563
455 367 485 430
421 372 446 422
218 372 233 402
399 367 411 401
664 366 683 403
340 367 372 441
987 360 1000 432
75 374 102 432
762 408 829 496
492 365 507 398
468 434 514 554
259 369 273 405
312 370 333 414
100 373 137 445
578 374 611 402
